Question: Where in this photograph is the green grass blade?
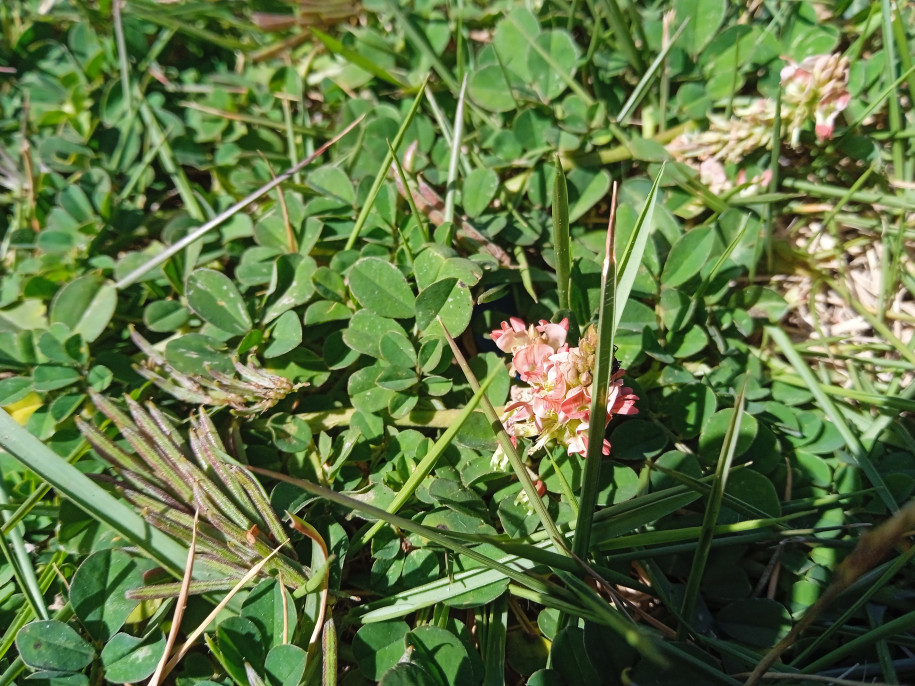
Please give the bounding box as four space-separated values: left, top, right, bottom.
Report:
116 115 364 288
615 166 663 328
310 27 408 89
0 408 190 575
349 364 501 552
617 18 687 126
551 153 571 314
677 381 747 638
443 75 468 224
571 210 616 560
599 0 645 74
767 326 898 513
0 499 47 621
344 79 427 250
481 595 508 686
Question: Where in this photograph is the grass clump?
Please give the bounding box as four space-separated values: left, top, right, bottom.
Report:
1 2 914 685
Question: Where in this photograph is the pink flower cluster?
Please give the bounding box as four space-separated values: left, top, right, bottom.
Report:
491 317 638 460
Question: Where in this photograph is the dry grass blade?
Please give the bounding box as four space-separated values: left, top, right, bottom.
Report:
148 508 200 686
161 543 286 678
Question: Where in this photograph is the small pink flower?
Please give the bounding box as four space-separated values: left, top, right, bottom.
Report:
490 318 639 465
492 317 529 353
536 318 569 350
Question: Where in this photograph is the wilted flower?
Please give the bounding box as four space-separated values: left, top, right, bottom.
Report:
491 319 639 460
130 327 305 414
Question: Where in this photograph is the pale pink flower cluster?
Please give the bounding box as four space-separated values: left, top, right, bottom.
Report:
491 318 639 462
780 53 851 144
667 53 851 200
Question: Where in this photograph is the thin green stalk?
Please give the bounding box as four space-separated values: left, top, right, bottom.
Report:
801 609 915 674
879 0 904 181
387 140 429 244
599 0 645 74
344 79 427 250
0 487 47 621
443 75 468 224
138 100 204 221
677 382 747 638
617 18 687 126
571 217 615 560
322 617 337 686
439 320 569 554
349 364 501 552
551 153 571 313
481 595 508 686
112 0 132 113
310 27 408 88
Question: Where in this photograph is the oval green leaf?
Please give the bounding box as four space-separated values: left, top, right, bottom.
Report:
661 226 716 288
16 620 95 672
49 274 117 343
70 549 154 641
415 277 473 337
347 257 414 319
100 632 166 684
463 168 499 218
186 268 253 336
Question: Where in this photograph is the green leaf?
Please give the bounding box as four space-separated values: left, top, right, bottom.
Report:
49 275 117 343
378 663 438 686
143 300 189 333
344 310 410 358
716 598 791 647
99 632 166 684
264 644 308 686
15 620 95 672
165 334 235 376
353 620 410 681
415 278 473 337
266 412 313 453
263 310 303 359
379 331 417 369
493 7 540 80
70 549 154 640
186 268 253 336
550 626 599 685
528 30 580 101
698 409 758 464
217 616 266 686
724 469 781 518
242 579 299 651
674 0 727 55
662 226 716 288
348 362 396 413
33 365 81 392
347 257 415 319
406 625 474 686
463 169 499 218
468 65 517 113
0 376 34 405
666 383 717 438
263 254 317 324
